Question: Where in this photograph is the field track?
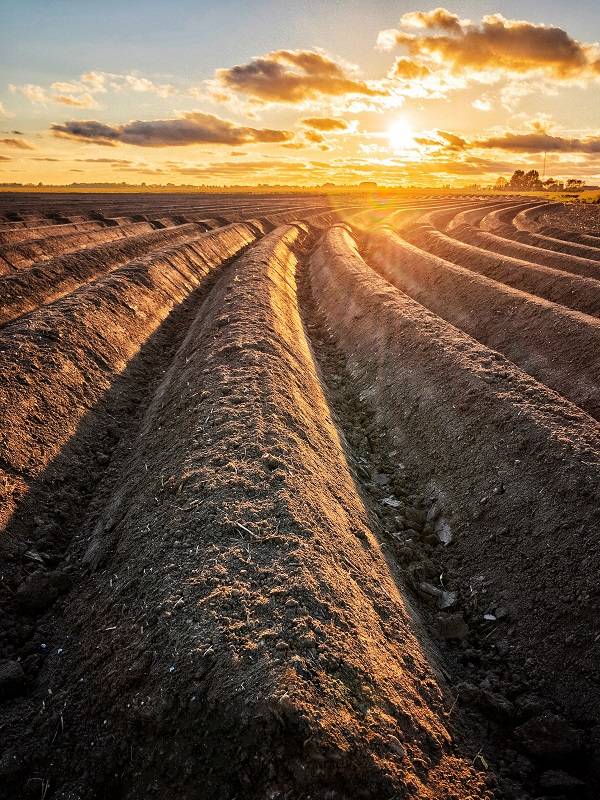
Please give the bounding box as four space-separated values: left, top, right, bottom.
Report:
0 191 598 799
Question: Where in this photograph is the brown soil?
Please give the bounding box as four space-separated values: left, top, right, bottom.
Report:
497 223 600 262
0 192 599 799
537 203 600 236
0 223 261 536
363 226 600 420
405 223 600 317
0 222 489 799
453 224 600 279
0 222 157 269
0 222 214 326
311 225 600 791
0 219 111 245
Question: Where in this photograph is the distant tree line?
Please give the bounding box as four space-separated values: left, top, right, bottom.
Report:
494 170 585 192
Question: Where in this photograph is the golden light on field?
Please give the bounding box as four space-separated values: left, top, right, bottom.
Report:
387 118 415 151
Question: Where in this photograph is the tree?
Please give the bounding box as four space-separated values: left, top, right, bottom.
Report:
508 170 526 190
507 169 542 191
523 170 543 191
494 176 508 190
566 178 584 191
543 178 563 191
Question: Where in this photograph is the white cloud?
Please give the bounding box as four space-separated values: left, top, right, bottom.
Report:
472 96 492 111
10 83 48 104
0 100 15 118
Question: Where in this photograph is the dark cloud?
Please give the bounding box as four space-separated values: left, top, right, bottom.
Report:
301 117 349 131
474 132 600 153
215 49 384 103
381 10 600 79
415 130 467 150
0 155 11 162
418 126 600 155
51 120 120 146
75 157 135 164
51 112 294 147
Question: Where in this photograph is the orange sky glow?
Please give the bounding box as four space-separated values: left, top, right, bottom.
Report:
2 3 600 187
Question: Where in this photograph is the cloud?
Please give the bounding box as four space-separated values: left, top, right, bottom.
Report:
51 112 294 147
11 71 177 109
473 131 600 153
472 96 492 111
81 72 108 92
417 124 600 156
121 75 176 97
11 81 99 108
54 93 99 108
0 101 14 119
378 10 600 81
304 130 325 144
0 138 34 150
436 130 467 149
75 157 134 164
389 57 431 80
0 155 11 162
51 81 86 93
301 117 349 131
10 83 48 104
400 8 466 34
214 48 385 104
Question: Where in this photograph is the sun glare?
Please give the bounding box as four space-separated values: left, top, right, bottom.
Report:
388 118 415 150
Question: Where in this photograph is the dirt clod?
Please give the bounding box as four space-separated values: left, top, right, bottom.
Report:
0 660 26 699
15 573 58 613
538 769 586 794
516 714 584 758
436 612 470 640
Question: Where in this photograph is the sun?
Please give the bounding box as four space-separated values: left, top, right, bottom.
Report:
388 118 415 150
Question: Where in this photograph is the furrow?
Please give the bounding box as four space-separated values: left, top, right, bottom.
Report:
363 226 600 420
3 223 491 799
0 222 213 326
0 222 262 534
310 225 600 761
406 223 600 317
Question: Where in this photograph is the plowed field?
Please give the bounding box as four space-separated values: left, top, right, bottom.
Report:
0 191 598 800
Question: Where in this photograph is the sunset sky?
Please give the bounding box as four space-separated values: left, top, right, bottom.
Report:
2 1 600 187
